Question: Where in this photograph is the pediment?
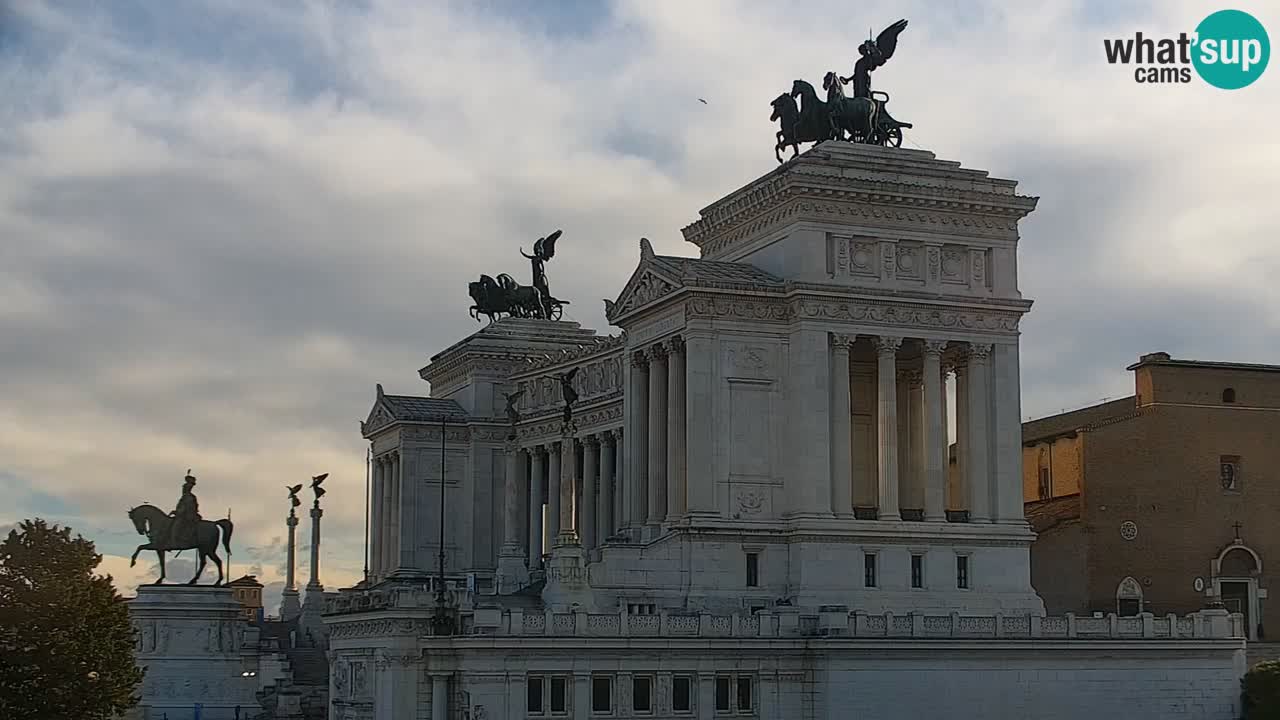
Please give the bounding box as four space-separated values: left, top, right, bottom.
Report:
361 385 396 437
606 239 684 322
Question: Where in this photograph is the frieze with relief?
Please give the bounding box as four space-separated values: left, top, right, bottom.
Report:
514 353 623 418
687 296 789 322
789 298 1020 332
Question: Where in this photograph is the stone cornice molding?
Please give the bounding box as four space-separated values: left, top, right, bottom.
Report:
514 334 626 375
788 296 1022 334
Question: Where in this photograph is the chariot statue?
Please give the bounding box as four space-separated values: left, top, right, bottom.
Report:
772 19 913 162
468 229 570 322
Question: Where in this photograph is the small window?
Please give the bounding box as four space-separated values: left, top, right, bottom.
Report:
911 554 924 589
746 552 759 587
957 555 970 589
1223 388 1236 403
1038 467 1051 500
737 677 753 711
632 677 652 713
864 553 877 588
550 677 567 714
715 677 731 712
1220 455 1241 492
527 677 544 714
592 677 612 713
673 676 692 713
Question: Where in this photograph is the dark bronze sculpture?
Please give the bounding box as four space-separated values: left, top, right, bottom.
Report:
287 483 303 508
468 231 570 323
127 470 235 585
503 388 524 438
556 367 579 425
311 473 327 505
771 19 912 161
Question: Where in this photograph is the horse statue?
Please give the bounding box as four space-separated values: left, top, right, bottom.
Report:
127 504 235 585
771 92 834 163
823 71 877 143
496 273 546 318
469 273 547 322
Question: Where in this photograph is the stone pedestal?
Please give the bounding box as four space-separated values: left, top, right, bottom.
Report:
129 586 257 720
541 543 591 611
279 588 301 621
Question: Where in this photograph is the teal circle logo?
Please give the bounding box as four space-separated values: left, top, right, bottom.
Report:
1192 9 1269 89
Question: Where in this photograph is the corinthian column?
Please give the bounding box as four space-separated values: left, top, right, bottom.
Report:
629 352 649 528
921 341 948 521
583 436 599 551
548 441 562 539
830 333 853 517
556 429 579 547
875 336 903 520
528 446 545 568
501 441 525 556
966 343 993 522
600 431 615 542
647 343 668 530
666 335 687 521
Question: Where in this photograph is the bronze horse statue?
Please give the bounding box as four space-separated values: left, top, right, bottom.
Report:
770 92 834 162
468 273 546 322
127 504 234 585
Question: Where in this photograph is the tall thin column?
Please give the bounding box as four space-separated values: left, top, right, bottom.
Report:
369 457 384 578
647 344 668 529
307 500 323 589
583 436 599 551
383 453 398 574
395 449 415 571
954 362 969 513
922 341 948 521
612 429 624 533
548 441 562 539
600 432 615 542
992 343 1026 523
666 336 687 521
501 442 525 555
556 431 578 546
830 333 853 517
280 506 301 619
528 446 545 568
907 370 926 511
966 343 993 522
629 352 650 527
897 370 915 512
875 336 903 520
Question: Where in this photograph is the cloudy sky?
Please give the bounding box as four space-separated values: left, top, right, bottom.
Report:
2 0 1277 611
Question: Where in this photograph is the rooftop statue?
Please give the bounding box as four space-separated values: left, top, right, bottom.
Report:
468 230 571 323
127 470 235 586
503 388 524 438
772 19 913 162
556 367 579 425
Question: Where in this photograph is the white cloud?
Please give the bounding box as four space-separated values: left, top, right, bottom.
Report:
2 0 1278 587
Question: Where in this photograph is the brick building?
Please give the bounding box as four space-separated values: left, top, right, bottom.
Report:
1022 352 1277 640
227 574 264 623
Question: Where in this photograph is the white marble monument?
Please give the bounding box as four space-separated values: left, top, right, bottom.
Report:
326 142 1246 720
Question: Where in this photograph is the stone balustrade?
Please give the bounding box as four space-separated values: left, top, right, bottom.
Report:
461 606 1243 641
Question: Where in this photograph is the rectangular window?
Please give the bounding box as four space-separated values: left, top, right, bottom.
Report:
737 677 753 711
746 552 759 587
957 555 970 589
864 553 877 588
673 676 692 713
633 677 652 713
592 677 612 713
911 554 924 589
1038 467 1051 500
527 677 544 714
550 677 567 714
715 677 731 712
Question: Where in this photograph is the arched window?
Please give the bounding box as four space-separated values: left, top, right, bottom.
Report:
1223 388 1237 403
1116 576 1143 616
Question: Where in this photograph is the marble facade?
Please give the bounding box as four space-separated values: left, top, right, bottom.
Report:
328 142 1245 720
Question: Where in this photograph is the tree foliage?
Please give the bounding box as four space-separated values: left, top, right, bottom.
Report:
0 518 144 720
1245 660 1280 719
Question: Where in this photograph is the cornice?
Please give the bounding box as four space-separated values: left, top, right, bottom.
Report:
513 334 626 376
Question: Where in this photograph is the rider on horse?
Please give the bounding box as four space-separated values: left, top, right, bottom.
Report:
168 470 203 548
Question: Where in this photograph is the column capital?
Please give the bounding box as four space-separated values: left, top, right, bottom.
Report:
649 342 668 361
967 342 993 361
665 334 685 355
611 426 623 441
897 369 923 385
830 332 855 349
631 349 649 368
532 444 548 458
503 438 521 454
922 339 949 357
874 335 904 355
584 434 601 448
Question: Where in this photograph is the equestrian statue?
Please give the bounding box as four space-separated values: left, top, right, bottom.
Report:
128 470 235 585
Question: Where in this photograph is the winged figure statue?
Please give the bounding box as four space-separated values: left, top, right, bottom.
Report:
311 473 328 504
287 484 303 508
842 19 908 99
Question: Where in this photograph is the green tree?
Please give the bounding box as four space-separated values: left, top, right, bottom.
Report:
0 518 144 720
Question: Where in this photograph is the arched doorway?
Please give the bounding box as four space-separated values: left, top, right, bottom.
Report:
1116 576 1143 616
1213 542 1263 640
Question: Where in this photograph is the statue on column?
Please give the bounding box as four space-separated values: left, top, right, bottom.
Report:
287 483 303 509
311 473 328 506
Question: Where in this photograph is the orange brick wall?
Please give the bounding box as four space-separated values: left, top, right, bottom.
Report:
1022 436 1084 502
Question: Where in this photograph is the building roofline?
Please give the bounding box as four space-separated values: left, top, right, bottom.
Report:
1126 352 1280 374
